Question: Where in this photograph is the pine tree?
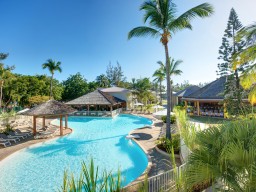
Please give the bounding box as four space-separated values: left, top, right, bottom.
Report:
217 8 247 115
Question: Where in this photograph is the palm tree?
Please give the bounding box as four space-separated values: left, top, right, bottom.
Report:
158 58 183 111
152 68 165 104
233 23 256 105
42 59 62 99
128 0 213 139
96 74 110 87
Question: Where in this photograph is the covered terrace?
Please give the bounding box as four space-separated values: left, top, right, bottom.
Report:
66 89 126 117
182 77 226 118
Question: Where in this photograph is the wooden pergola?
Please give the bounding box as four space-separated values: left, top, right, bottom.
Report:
21 100 76 136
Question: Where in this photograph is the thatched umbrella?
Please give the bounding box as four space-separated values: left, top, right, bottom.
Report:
21 100 76 136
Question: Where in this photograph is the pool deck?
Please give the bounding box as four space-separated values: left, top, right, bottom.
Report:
127 114 181 181
0 119 72 161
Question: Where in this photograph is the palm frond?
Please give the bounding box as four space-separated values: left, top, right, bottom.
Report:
169 3 214 33
128 26 160 39
141 0 162 26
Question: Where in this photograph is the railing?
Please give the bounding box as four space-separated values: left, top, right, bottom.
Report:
125 164 186 192
73 108 122 117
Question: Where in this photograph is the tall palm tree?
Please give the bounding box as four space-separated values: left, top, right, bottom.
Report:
42 59 62 99
158 58 183 110
128 0 213 139
152 68 165 104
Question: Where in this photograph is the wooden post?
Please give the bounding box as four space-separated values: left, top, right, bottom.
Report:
65 115 68 129
42 116 45 128
184 101 188 110
60 115 63 136
33 116 37 136
197 101 200 116
224 102 227 118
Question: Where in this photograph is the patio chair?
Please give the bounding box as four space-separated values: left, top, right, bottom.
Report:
0 133 20 143
15 129 32 136
0 139 11 147
8 131 27 139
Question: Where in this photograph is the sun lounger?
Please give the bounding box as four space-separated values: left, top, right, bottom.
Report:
0 139 11 147
15 129 32 136
126 134 140 139
8 132 27 139
0 134 20 143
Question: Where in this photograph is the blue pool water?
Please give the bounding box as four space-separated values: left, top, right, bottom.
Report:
0 114 152 192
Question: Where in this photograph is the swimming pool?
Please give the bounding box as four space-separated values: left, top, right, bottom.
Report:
0 114 152 192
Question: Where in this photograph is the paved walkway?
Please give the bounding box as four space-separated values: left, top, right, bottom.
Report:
130 114 181 178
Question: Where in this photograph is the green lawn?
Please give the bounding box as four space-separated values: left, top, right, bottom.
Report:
189 116 229 125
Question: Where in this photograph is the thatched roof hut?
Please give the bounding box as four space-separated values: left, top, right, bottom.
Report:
66 90 125 106
21 100 76 136
22 100 76 116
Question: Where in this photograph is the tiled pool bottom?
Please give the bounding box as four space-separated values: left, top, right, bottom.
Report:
0 114 152 192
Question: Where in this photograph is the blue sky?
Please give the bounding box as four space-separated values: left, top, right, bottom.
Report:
0 0 255 85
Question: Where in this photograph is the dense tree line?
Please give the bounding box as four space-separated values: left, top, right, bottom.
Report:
0 54 163 108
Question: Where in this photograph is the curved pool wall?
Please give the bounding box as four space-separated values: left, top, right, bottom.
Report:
0 114 152 192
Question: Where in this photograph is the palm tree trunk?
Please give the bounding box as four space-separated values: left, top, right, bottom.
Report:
50 74 54 99
170 82 173 112
164 43 172 140
0 80 3 110
0 85 2 110
160 81 162 105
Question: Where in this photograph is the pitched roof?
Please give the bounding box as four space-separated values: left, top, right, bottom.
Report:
99 87 130 93
183 76 226 100
66 90 125 105
21 100 76 116
174 86 200 97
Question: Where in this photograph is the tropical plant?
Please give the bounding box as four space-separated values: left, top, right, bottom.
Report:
95 74 110 88
62 73 88 101
42 59 62 99
0 53 15 109
28 95 50 106
60 159 122 192
233 23 256 106
152 69 165 105
128 0 213 139
131 77 153 105
185 119 256 191
3 74 63 107
158 58 183 111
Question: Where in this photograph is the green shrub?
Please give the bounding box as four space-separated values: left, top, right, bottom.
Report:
161 115 166 123
3 124 13 134
161 115 176 124
157 134 180 153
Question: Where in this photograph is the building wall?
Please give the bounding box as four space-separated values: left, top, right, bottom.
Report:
108 92 127 101
106 92 132 110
